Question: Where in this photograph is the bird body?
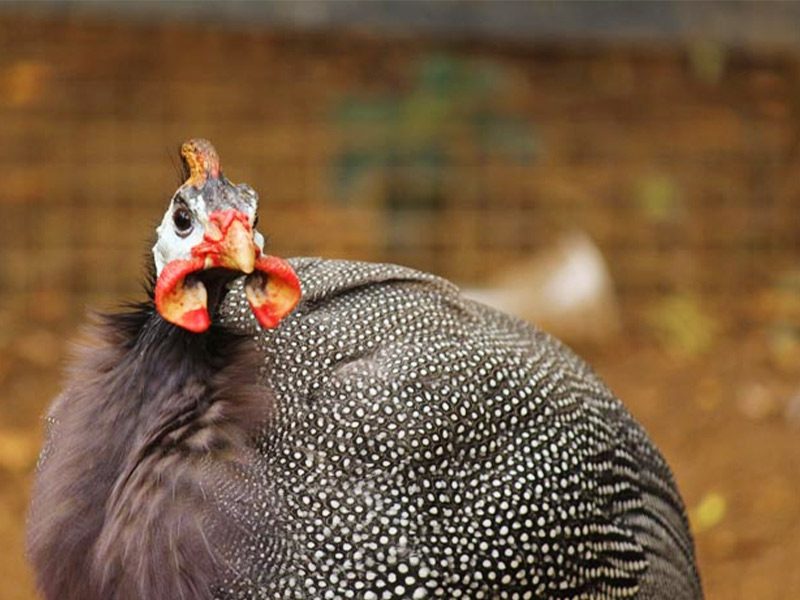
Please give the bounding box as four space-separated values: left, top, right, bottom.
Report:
27 141 702 599
217 258 702 599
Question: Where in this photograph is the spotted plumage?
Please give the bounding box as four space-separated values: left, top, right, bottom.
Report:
208 258 699 599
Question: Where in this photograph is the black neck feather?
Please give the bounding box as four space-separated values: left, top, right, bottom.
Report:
28 297 271 600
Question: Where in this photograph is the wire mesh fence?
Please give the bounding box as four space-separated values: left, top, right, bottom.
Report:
1 14 799 334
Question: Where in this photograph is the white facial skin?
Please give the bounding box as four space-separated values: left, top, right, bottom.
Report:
152 186 266 275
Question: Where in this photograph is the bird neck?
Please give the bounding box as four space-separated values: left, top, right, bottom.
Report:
28 304 270 600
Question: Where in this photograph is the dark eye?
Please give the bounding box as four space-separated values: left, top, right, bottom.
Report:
172 207 193 236
253 214 259 228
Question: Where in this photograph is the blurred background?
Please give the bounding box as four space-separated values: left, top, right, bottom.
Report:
1 2 799 598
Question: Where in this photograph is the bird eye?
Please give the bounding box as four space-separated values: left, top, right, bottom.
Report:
253 214 259 228
172 207 193 236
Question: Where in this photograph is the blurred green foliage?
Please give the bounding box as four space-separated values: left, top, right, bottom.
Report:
763 269 800 368
691 491 728 533
333 54 539 209
634 173 685 224
687 40 727 85
646 293 719 357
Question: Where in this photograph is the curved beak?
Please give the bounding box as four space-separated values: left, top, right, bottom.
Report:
154 210 301 332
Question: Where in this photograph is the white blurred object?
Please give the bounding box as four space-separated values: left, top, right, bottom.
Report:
464 232 621 343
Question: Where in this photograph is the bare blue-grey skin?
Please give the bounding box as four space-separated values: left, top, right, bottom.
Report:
27 161 702 600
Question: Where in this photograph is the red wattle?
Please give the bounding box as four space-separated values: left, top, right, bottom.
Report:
249 302 283 330
176 307 212 333
246 256 302 329
154 258 204 306
154 257 209 331
255 255 301 291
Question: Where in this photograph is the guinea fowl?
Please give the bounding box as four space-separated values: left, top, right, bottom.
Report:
27 139 702 599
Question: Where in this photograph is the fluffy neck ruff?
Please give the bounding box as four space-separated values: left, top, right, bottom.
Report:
27 300 271 600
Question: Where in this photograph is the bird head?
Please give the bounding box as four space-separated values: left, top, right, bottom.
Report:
152 139 301 333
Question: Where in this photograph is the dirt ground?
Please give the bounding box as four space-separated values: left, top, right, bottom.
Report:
1 311 798 599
